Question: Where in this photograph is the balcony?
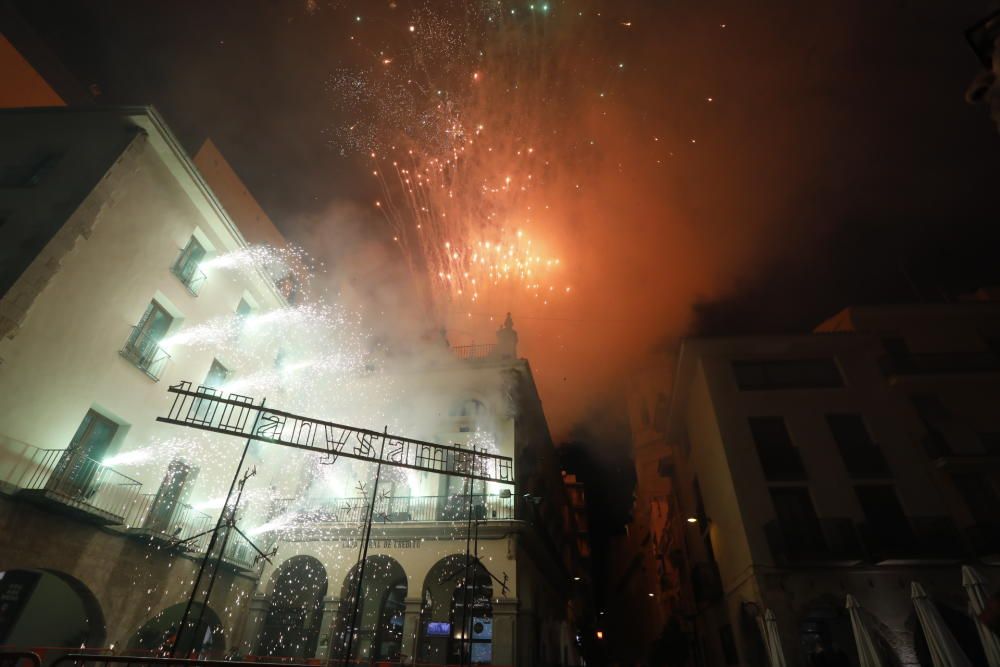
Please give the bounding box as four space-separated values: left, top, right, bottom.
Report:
880 351 1000 378
452 343 497 361
124 492 213 545
764 518 865 566
171 262 207 296
120 326 171 381
0 441 142 524
840 447 891 478
966 522 1000 562
269 493 515 529
858 516 967 564
216 526 268 571
123 494 267 571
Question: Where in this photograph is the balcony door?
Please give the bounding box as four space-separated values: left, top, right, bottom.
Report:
127 300 173 370
138 300 172 343
49 410 119 499
855 485 914 548
438 470 486 521
173 236 206 284
769 487 825 554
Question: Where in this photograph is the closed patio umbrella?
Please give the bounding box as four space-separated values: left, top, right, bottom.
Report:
846 594 883 667
912 581 973 667
761 608 788 667
962 565 1000 667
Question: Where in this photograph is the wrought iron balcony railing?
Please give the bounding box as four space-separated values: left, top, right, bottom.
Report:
217 526 266 571
268 493 515 528
0 440 142 523
171 263 207 296
120 326 171 381
451 343 496 361
122 494 264 571
123 492 214 545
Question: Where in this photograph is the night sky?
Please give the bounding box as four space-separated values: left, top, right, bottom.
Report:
10 0 1000 557
15 1 1000 399
14 0 1000 620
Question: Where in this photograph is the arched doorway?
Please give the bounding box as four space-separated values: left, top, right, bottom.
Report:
418 555 494 665
0 569 105 649
333 555 407 663
128 602 224 657
256 555 328 659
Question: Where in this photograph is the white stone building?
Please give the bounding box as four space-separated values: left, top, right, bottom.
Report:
0 105 291 656
0 107 589 667
660 297 1000 667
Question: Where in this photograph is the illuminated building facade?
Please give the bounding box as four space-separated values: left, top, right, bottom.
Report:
0 105 291 655
658 297 1000 667
0 106 588 666
243 346 589 667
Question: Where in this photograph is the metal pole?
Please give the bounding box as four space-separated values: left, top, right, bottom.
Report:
190 469 252 655
172 398 265 657
459 468 475 667
341 430 387 667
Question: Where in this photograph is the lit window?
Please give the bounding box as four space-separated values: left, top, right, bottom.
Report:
171 237 207 294
204 359 229 388
121 300 173 380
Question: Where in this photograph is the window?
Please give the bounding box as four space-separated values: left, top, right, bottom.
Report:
450 399 487 417
657 456 673 478
122 300 174 379
204 359 229 389
171 236 207 293
732 359 842 390
749 417 806 481
910 394 951 457
978 433 1000 455
692 478 715 561
854 485 913 544
144 459 199 533
48 409 120 498
769 487 825 554
826 414 889 477
951 474 1000 524
276 272 300 304
236 298 254 319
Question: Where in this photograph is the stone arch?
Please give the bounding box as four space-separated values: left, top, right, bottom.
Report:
255 555 328 659
0 568 106 648
127 601 224 657
332 555 408 663
418 554 494 665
